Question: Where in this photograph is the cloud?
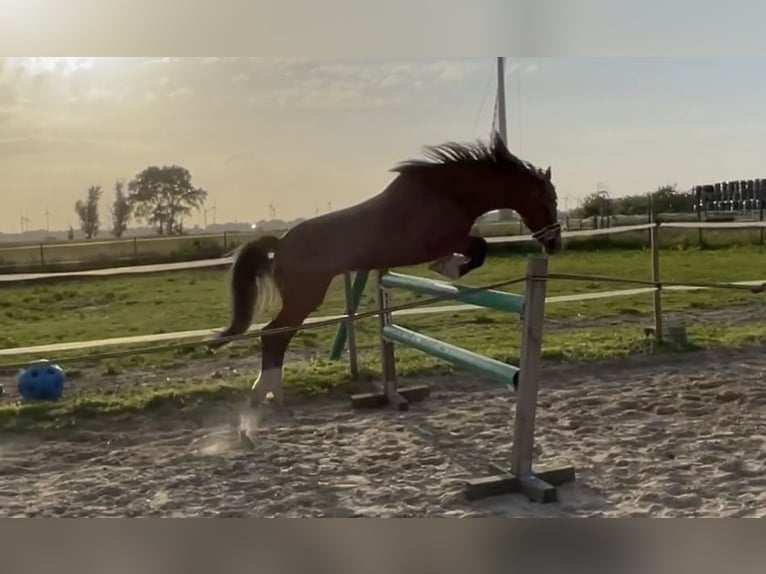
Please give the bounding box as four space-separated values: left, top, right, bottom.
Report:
141 57 179 66
241 59 487 110
85 87 116 102
249 59 484 109
378 73 405 88
250 81 405 110
168 87 194 99
523 63 540 75
4 57 487 120
506 61 541 76
438 62 467 82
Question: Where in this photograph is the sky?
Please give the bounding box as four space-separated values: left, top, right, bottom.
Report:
2 56 766 233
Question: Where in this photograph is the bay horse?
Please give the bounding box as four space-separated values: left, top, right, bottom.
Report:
210 131 562 409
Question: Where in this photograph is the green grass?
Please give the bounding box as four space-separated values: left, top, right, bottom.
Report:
2 217 764 274
2 244 764 352
4 318 766 430
2 242 766 428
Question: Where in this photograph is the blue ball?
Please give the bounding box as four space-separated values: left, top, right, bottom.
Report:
17 361 66 401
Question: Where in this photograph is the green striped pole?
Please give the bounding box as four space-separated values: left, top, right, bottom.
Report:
329 270 369 361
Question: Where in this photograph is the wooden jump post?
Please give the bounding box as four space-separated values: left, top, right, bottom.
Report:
329 271 370 371
350 255 576 503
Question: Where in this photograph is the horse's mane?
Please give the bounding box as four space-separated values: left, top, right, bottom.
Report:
391 131 547 181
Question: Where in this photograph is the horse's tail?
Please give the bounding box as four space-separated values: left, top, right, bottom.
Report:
210 235 281 347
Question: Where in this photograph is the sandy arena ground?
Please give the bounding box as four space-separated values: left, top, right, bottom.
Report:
1 345 764 517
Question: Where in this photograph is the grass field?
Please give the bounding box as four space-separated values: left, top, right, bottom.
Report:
3 243 766 350
0 230 265 273
2 241 766 427
2 213 763 274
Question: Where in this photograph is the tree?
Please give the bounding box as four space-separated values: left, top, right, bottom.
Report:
74 185 102 239
650 184 694 214
617 194 650 215
574 184 695 219
126 165 207 235
574 191 612 219
110 180 133 238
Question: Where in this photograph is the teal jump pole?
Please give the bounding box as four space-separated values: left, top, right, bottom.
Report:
329 270 369 360
381 272 525 315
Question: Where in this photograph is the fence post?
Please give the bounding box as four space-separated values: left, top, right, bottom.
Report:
647 192 654 247
223 232 228 249
759 179 764 246
510 255 549 479
342 272 359 380
695 185 703 246
39 244 45 267
650 222 663 343
376 269 397 398
133 237 138 259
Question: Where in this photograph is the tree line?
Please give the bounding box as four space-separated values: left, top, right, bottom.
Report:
572 184 695 219
73 165 207 239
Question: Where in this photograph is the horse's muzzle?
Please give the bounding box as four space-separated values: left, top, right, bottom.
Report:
532 222 563 255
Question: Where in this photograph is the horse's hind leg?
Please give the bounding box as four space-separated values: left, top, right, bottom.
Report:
251 273 333 410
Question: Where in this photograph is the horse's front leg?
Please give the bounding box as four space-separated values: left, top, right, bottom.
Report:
428 236 488 280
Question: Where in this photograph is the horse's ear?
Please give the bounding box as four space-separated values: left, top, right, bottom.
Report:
544 166 551 180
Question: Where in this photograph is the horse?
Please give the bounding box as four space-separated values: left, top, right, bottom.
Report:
210 131 562 409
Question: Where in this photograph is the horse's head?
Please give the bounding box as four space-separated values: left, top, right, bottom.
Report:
518 164 562 255
392 133 563 254
490 133 562 255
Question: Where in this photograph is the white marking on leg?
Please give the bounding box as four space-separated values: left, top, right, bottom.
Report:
429 254 470 280
250 368 283 408
250 368 273 407
270 371 284 409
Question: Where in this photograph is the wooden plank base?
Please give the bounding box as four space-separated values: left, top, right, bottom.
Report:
349 384 431 411
464 463 576 503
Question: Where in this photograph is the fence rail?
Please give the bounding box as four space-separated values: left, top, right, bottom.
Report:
2 219 765 284
2 220 765 360
3 209 765 272
0 229 275 272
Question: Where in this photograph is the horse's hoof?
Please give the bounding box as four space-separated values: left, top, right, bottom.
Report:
239 429 255 449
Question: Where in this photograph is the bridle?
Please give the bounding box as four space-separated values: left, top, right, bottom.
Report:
531 222 561 244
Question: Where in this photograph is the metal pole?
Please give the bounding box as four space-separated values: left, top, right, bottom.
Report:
496 57 508 145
